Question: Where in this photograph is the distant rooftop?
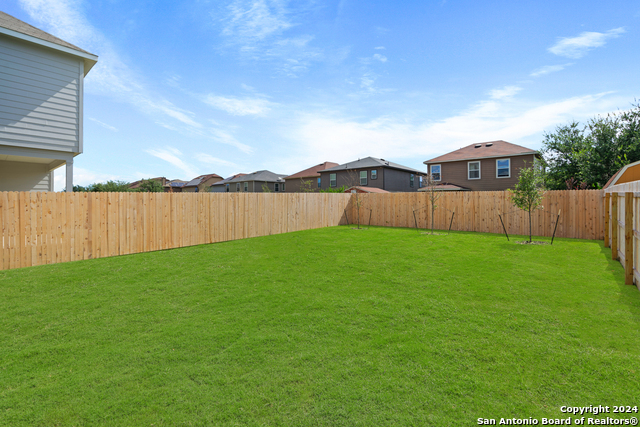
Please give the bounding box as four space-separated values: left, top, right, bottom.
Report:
424 140 538 164
322 157 424 174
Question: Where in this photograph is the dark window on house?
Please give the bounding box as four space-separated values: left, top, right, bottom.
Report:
430 165 441 181
275 183 279 192
236 183 240 191
282 183 285 191
317 177 321 187
226 184 229 192
244 182 248 192
410 174 414 187
468 161 480 179
360 171 367 186
330 173 337 187
496 159 510 178
371 170 377 180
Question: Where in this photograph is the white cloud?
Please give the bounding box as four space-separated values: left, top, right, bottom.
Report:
290 92 623 164
374 46 385 50
548 27 625 59
208 126 254 154
373 53 387 62
146 147 199 179
203 95 273 116
197 154 240 169
89 117 117 132
222 0 293 42
219 1 323 76
489 85 522 100
530 64 572 77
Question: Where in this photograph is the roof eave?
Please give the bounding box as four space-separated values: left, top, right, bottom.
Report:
0 26 98 76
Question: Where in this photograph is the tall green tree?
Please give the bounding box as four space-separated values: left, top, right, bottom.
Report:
74 180 132 192
541 102 640 189
135 179 165 192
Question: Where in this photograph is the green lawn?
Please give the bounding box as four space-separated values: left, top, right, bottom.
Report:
1 226 639 426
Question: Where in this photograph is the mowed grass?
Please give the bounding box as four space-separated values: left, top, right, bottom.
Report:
1 226 639 426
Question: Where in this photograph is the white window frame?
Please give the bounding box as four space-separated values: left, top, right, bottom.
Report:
330 173 337 187
360 171 367 186
371 169 377 180
244 182 248 192
430 164 441 182
496 158 510 178
468 161 481 180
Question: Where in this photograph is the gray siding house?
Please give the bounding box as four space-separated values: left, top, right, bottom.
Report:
0 11 98 192
318 157 425 192
227 170 287 193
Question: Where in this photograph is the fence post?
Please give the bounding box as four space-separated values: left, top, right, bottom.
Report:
604 193 610 248
611 194 618 260
625 192 634 285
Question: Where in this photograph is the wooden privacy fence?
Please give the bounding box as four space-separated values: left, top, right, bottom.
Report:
0 192 351 271
1 189 605 272
604 181 640 289
348 190 604 240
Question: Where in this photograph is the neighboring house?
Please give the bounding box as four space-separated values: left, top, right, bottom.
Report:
318 157 424 192
182 173 223 193
284 161 339 192
423 140 539 192
164 179 187 193
209 173 246 193
227 170 287 193
0 11 98 192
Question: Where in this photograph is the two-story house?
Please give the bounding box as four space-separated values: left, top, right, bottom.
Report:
227 170 287 193
0 11 98 192
318 157 424 192
423 140 539 191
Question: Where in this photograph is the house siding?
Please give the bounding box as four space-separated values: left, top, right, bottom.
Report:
383 168 419 192
435 154 536 191
285 177 317 193
0 159 52 191
319 167 422 192
0 36 82 154
227 181 285 193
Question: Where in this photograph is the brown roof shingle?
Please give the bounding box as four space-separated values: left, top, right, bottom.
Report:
424 140 538 164
285 162 339 180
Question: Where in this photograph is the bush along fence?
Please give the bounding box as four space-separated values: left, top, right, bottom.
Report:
0 192 352 271
604 181 640 289
0 189 605 271
348 190 603 240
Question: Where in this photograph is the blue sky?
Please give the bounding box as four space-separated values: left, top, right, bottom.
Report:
4 0 640 189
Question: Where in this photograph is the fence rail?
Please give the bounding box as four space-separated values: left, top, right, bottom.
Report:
0 192 351 271
348 190 603 240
